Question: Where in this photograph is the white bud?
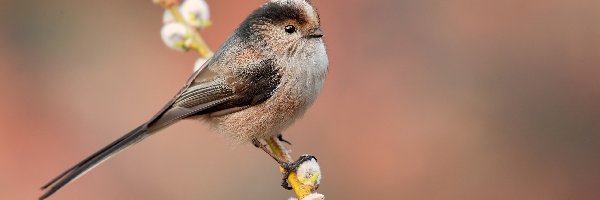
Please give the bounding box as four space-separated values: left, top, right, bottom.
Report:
304 193 325 200
162 10 175 24
296 157 322 186
194 57 208 72
180 0 211 28
288 193 325 200
160 22 191 51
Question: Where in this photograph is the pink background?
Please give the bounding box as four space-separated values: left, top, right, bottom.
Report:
1 0 599 199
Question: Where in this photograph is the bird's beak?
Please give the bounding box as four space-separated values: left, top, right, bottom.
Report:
308 27 324 38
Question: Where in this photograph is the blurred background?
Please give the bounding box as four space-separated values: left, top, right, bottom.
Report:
1 0 599 199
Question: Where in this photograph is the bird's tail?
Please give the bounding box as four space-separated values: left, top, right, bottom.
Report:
39 124 150 200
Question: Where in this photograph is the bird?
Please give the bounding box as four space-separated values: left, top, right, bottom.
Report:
39 0 328 199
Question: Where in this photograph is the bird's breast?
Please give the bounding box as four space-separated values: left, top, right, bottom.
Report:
207 42 328 143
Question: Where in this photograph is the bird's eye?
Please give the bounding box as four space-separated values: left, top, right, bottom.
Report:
284 25 296 33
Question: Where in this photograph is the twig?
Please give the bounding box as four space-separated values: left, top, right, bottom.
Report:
266 137 321 200
155 0 213 58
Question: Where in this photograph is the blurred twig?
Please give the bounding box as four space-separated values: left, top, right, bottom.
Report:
155 0 213 58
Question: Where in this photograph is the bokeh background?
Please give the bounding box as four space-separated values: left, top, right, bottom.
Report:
1 0 599 199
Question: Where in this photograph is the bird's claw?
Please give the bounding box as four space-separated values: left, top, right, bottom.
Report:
280 154 317 190
277 134 292 145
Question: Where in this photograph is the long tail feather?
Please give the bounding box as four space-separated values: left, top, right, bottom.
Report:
39 124 150 200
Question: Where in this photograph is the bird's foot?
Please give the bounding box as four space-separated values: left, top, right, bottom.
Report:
252 139 316 190
252 138 288 165
277 134 292 145
279 154 317 190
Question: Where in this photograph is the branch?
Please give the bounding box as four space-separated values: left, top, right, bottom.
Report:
266 137 323 200
155 0 213 58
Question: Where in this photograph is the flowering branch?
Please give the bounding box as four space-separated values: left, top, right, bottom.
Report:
153 1 323 199
154 0 213 58
266 137 323 200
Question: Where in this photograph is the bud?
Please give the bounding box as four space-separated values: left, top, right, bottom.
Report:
296 156 322 187
162 10 175 24
180 0 211 28
160 22 192 51
288 193 325 200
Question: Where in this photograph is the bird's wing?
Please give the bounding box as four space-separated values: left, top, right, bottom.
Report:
147 58 281 130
